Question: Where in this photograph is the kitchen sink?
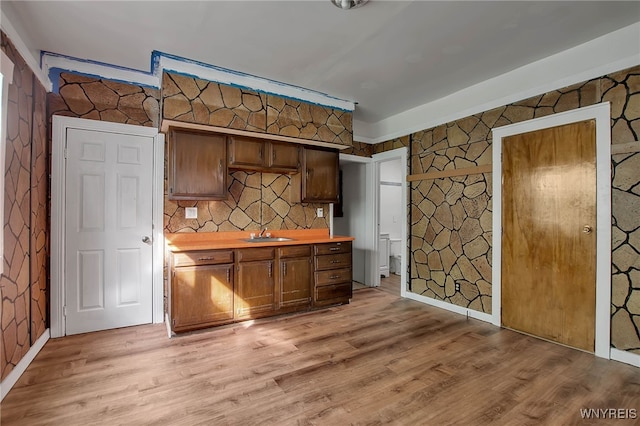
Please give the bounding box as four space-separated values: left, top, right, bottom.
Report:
241 237 294 243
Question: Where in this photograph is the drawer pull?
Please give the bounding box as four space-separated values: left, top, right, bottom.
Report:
329 247 340 251
330 275 340 279
198 256 214 261
330 260 340 264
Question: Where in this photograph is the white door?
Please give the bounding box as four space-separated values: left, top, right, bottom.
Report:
65 128 153 335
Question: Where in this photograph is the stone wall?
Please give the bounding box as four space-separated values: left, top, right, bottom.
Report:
373 136 409 155
373 65 640 353
162 72 353 147
1 32 48 381
342 141 373 158
49 72 160 127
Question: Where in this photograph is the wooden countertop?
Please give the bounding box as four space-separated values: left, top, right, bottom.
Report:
166 229 354 251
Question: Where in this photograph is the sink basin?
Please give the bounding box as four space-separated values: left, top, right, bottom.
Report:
242 237 294 243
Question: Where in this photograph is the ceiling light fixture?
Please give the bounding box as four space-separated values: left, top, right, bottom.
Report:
331 0 369 10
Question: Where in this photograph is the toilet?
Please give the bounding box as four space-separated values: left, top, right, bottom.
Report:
389 239 402 275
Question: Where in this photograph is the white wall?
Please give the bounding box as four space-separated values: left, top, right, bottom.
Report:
334 161 367 284
379 158 403 242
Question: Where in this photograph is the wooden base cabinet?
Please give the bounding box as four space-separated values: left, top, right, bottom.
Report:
314 242 352 306
170 241 352 333
170 250 235 332
236 247 276 319
278 245 312 310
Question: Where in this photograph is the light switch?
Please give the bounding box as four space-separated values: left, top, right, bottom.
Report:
317 208 324 218
185 207 198 219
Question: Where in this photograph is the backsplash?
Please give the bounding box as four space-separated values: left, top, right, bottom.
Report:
164 171 329 233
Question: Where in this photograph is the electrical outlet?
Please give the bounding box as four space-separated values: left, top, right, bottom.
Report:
185 207 198 219
317 208 324 218
455 282 460 292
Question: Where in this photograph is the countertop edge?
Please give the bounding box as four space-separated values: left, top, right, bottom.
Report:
168 236 354 252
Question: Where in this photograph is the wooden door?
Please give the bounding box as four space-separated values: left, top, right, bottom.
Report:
65 128 153 335
502 120 596 352
172 264 234 330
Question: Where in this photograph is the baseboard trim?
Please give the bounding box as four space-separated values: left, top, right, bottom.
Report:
404 292 493 324
610 348 640 368
0 328 50 401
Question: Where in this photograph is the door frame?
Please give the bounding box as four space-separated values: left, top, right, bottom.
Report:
335 154 370 285
373 147 408 296
491 102 611 358
50 116 165 338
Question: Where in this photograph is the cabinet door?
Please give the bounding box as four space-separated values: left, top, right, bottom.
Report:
169 129 227 200
236 260 275 318
228 135 265 169
302 148 339 202
281 257 312 308
268 142 300 172
172 264 234 331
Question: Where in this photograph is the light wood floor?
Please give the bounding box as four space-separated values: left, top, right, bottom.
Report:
3 288 640 425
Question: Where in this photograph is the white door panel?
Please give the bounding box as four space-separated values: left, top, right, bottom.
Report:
65 128 153 335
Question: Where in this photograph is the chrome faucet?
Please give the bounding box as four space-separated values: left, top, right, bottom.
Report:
259 227 267 238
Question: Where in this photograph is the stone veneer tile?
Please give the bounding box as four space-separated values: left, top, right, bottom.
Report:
162 72 267 132
1 32 36 380
266 96 352 146
50 73 160 127
342 141 373 157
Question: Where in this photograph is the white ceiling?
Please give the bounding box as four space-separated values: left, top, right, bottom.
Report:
3 1 640 126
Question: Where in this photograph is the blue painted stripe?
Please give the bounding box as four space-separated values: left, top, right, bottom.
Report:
154 50 354 109
162 68 352 112
43 50 154 76
48 67 159 94
43 50 355 111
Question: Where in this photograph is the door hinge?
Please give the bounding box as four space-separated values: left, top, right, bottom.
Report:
63 306 67 317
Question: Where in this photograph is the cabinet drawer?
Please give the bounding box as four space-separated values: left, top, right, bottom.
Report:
315 241 351 255
315 252 351 271
315 282 352 302
172 250 234 267
238 247 275 262
279 245 311 258
315 268 352 286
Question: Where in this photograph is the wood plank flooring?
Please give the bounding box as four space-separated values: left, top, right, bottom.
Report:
2 288 640 425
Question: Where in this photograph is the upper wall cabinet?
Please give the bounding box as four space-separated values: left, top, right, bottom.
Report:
292 147 339 203
228 135 300 173
169 128 228 200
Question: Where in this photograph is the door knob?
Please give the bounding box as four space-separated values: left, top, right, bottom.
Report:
142 236 152 244
582 225 593 234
